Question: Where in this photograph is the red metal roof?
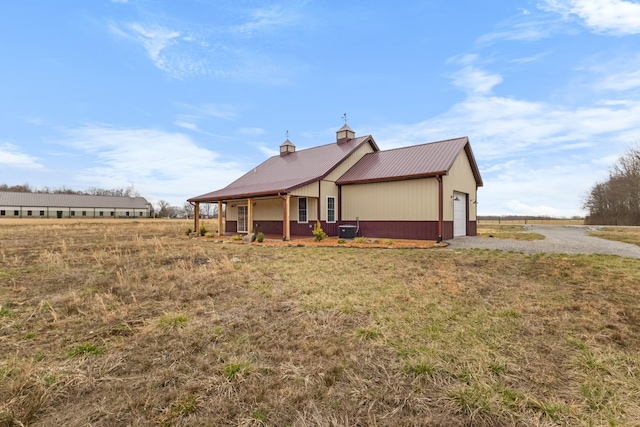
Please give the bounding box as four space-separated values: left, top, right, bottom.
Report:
188 136 378 202
336 137 483 186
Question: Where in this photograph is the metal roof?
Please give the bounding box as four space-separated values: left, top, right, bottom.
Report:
336 137 483 186
0 192 151 209
189 136 378 202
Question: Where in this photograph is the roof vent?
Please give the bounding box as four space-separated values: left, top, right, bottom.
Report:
336 124 355 144
279 139 295 156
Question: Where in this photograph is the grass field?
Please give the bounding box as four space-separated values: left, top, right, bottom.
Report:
477 225 545 241
1 220 640 426
588 226 640 247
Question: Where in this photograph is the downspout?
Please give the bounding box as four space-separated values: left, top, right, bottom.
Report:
436 175 443 243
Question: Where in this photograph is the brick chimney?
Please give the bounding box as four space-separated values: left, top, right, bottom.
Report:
336 124 355 144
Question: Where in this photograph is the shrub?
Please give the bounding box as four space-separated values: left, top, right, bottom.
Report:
337 239 346 244
185 228 192 236
256 232 264 242
232 234 243 241
204 231 214 238
312 221 327 241
354 237 366 244
199 224 206 236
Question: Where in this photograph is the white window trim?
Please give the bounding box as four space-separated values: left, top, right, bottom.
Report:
298 197 308 223
326 196 336 223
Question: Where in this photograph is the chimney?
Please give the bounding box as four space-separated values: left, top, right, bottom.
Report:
279 139 295 156
336 124 355 144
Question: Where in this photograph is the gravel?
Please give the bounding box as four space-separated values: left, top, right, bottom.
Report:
446 225 640 259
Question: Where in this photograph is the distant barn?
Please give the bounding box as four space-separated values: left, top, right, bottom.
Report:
0 192 152 219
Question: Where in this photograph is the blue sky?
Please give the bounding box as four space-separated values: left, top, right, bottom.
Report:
2 0 640 216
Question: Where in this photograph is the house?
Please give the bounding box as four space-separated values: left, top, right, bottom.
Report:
0 192 152 219
188 125 482 241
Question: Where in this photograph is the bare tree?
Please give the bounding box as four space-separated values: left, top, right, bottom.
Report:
183 202 195 218
584 145 640 225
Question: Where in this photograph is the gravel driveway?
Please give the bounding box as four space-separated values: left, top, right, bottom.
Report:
447 225 640 259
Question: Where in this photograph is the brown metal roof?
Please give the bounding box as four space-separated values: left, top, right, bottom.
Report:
336 137 483 186
0 192 151 208
188 136 379 202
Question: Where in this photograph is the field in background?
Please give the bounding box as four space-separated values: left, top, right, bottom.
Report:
478 218 585 226
1 221 640 426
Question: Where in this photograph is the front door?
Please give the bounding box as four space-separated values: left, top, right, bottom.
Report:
237 205 248 233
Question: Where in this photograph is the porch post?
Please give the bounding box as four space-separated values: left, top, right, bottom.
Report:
194 202 200 234
217 201 223 236
284 194 290 241
247 198 253 234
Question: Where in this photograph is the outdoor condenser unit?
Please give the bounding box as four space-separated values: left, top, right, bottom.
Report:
338 224 357 239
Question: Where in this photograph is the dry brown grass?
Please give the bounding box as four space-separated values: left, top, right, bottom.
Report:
588 226 640 247
477 224 545 240
1 219 640 426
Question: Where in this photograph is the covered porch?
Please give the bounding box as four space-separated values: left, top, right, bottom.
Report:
191 194 319 241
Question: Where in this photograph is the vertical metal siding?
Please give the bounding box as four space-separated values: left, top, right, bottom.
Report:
443 151 478 220
342 178 439 221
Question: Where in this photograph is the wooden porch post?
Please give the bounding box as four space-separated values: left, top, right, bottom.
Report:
194 202 200 234
247 198 253 234
284 194 290 240
217 201 223 236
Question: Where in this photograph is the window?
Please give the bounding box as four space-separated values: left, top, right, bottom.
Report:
82 211 86 217
298 197 307 223
27 210 33 216
70 211 75 217
99 211 104 217
126 211 130 217
110 211 114 217
0 210 5 216
327 196 336 223
14 210 19 216
139 212 143 217
40 211 44 216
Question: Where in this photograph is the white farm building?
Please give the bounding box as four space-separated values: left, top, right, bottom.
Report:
0 192 152 219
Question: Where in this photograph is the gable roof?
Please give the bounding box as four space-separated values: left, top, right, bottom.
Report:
336 136 483 186
188 136 379 202
0 192 151 209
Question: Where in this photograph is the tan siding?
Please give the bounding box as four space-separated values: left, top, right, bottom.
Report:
325 142 376 182
290 182 318 197
443 151 478 220
319 180 338 221
342 178 439 221
253 198 283 220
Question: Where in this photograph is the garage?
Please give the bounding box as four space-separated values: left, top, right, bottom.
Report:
453 191 467 237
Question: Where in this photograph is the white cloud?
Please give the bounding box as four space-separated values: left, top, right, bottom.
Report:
0 143 44 170
238 127 265 136
232 5 298 36
109 21 207 78
477 19 563 44
542 0 640 35
111 0 128 3
61 126 246 206
451 66 503 95
174 121 199 131
258 145 279 157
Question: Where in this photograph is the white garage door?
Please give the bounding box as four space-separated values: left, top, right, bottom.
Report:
453 192 466 237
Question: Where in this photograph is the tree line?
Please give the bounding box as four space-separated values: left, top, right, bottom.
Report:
0 183 139 197
583 145 640 225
